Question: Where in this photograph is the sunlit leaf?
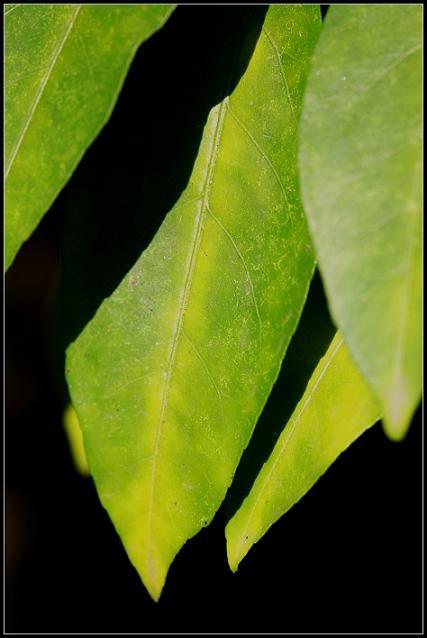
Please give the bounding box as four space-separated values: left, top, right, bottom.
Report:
226 332 381 572
5 3 174 270
299 4 422 440
64 5 321 600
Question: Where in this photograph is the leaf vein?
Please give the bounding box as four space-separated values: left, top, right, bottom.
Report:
77 30 95 83
235 334 344 558
360 44 421 93
182 329 224 422
262 26 296 119
5 4 19 16
145 98 229 584
5 5 82 178
206 202 262 329
227 102 291 213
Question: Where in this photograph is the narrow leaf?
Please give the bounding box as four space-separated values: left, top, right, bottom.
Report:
65 6 321 600
226 332 381 572
63 404 89 477
299 5 422 440
5 3 174 270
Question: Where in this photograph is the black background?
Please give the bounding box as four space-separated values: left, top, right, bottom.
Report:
5 6 423 634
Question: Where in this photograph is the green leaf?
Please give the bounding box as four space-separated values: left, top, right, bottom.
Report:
63 403 89 477
65 5 321 600
226 332 381 572
299 5 422 440
5 3 174 270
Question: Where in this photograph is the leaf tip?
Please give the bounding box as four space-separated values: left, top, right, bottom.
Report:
226 546 240 574
146 581 163 603
114 525 171 603
382 414 410 442
382 377 419 441
132 553 168 603
226 551 241 574
142 546 171 602
225 524 250 574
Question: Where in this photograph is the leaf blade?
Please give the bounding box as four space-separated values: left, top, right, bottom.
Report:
63 403 89 477
64 5 322 600
226 332 381 572
299 4 422 440
5 3 174 270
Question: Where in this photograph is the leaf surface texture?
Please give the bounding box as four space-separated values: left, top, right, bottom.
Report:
299 5 422 439
65 6 321 600
226 332 381 571
5 3 174 269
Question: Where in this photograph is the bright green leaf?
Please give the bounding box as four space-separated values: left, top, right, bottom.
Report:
5 3 174 270
299 5 422 440
65 5 321 600
226 332 381 572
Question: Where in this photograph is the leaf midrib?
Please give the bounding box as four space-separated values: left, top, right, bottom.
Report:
5 5 19 16
5 4 82 179
144 14 254 588
145 97 229 584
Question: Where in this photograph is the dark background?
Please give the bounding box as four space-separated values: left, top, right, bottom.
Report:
5 6 423 634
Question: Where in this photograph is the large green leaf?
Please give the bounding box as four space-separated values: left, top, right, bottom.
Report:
299 5 422 440
5 3 174 270
65 5 321 600
226 332 381 572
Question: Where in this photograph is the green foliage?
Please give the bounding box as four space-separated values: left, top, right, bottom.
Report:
299 4 422 440
5 4 421 602
226 332 380 571
63 404 89 476
5 3 174 270
64 4 321 601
